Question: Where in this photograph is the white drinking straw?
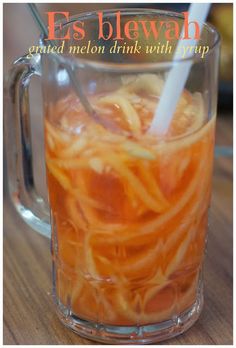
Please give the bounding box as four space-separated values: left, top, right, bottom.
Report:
149 3 211 135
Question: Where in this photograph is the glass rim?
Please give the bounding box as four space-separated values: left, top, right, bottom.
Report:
41 7 221 72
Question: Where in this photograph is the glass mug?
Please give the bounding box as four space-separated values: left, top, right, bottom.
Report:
5 9 220 344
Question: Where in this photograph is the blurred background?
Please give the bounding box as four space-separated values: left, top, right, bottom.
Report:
3 4 233 344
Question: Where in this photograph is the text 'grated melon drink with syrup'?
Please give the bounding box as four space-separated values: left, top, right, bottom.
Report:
45 74 215 328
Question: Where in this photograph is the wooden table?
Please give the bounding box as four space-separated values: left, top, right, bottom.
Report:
3 116 233 345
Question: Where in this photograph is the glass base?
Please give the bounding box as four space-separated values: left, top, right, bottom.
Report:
55 287 203 344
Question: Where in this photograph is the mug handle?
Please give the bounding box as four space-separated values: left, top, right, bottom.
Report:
4 53 51 238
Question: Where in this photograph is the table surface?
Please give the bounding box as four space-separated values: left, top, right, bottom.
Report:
3 116 233 345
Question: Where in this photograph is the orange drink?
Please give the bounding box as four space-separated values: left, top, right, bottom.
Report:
5 6 220 344
45 74 215 327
